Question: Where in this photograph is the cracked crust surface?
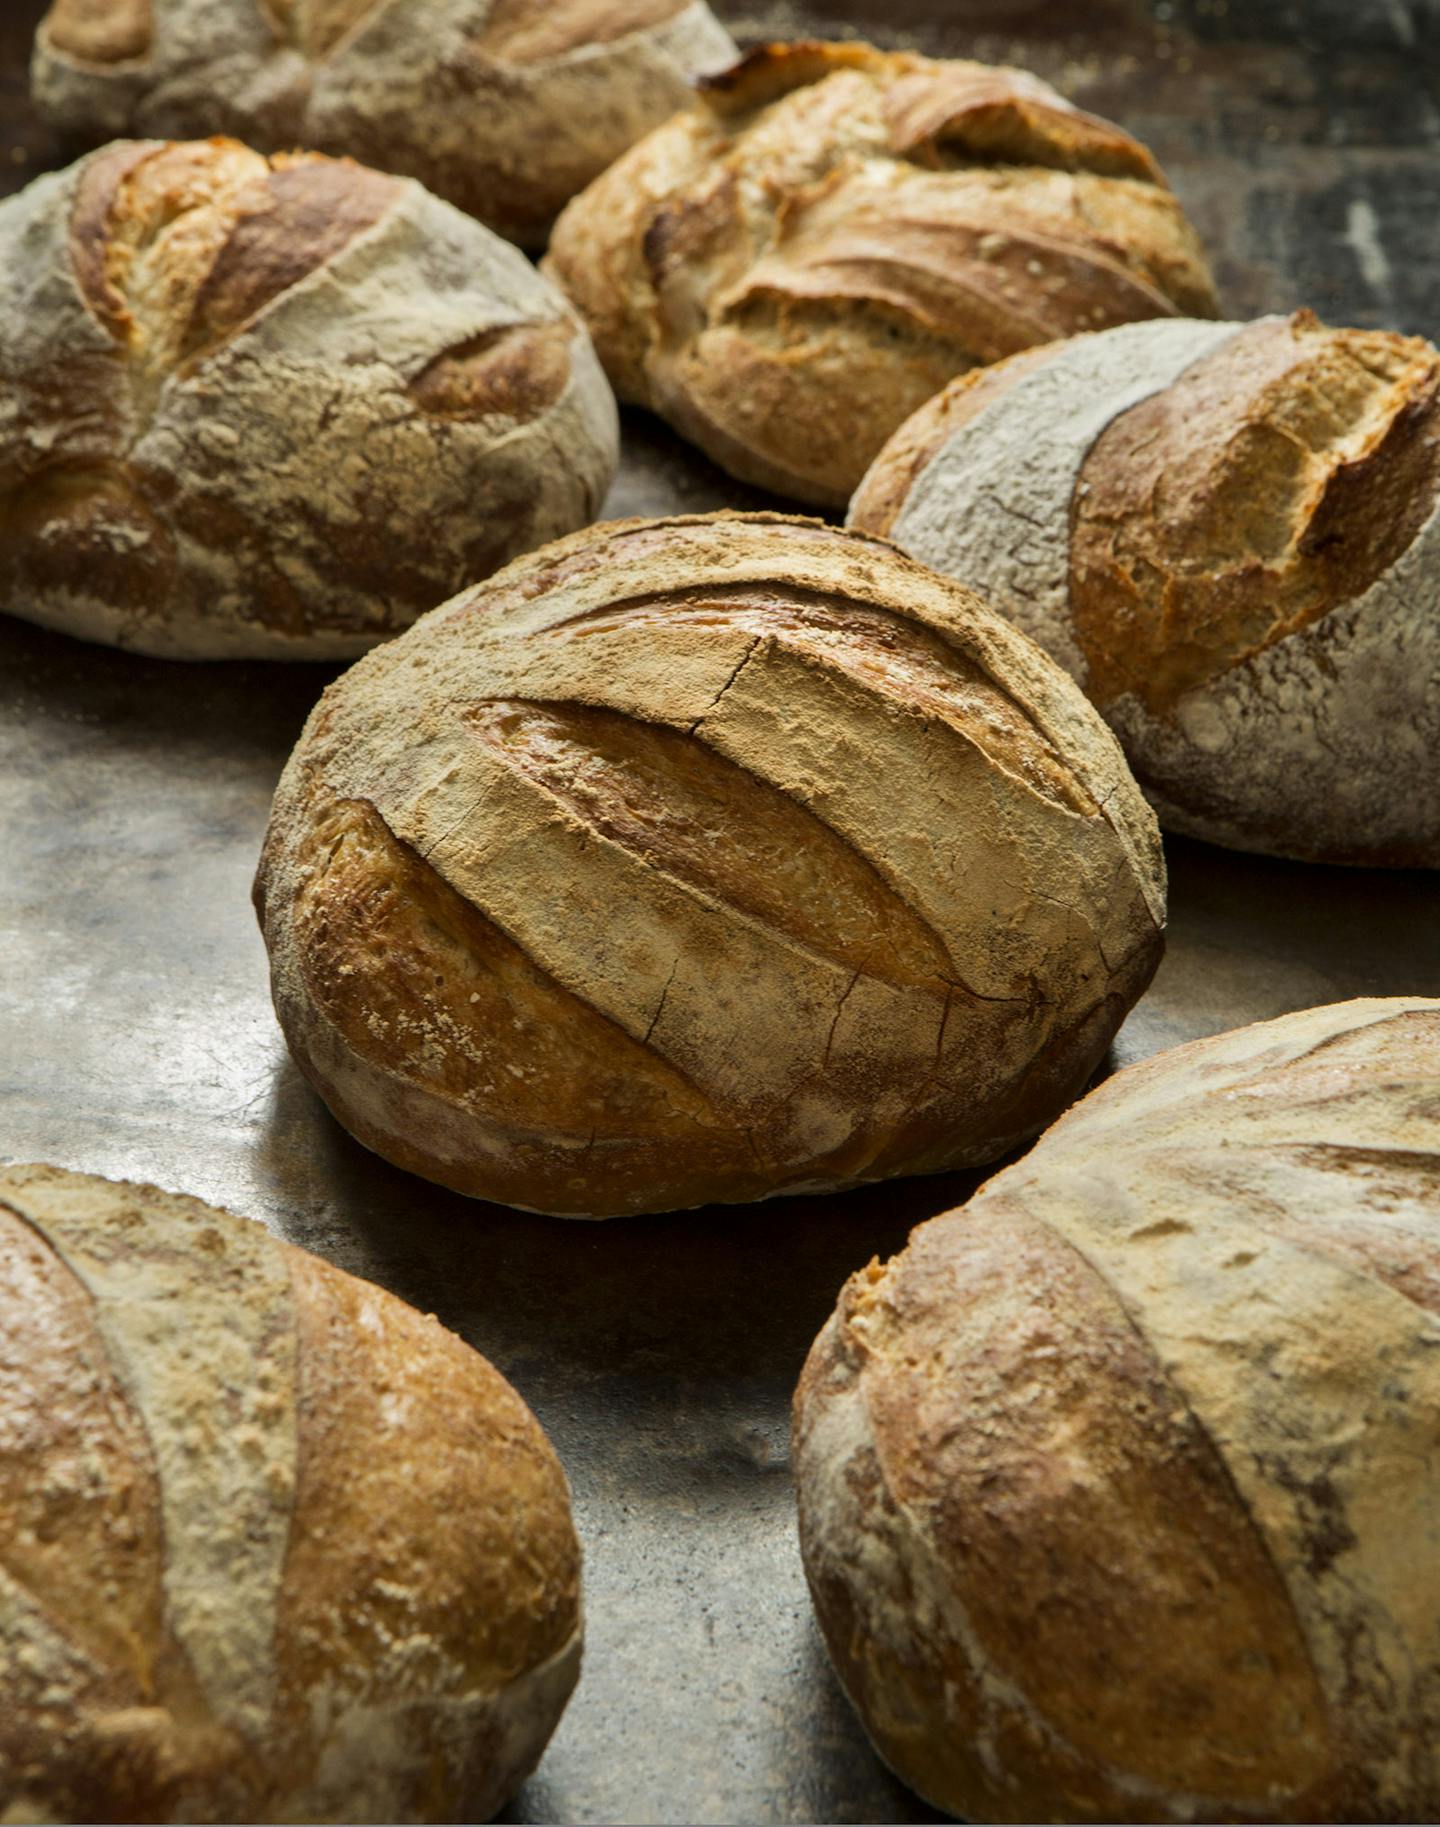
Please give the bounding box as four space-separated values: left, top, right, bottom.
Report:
852 311 1440 865
0 1162 582 1824
543 38 1218 506
254 511 1166 1219
32 0 737 248
794 997 1440 1823
0 138 618 660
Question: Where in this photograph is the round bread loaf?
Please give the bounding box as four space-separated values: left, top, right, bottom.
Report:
253 512 1166 1219
852 310 1440 866
0 1162 582 1823
794 996 1440 1824
0 137 618 660
31 0 737 249
543 40 1219 507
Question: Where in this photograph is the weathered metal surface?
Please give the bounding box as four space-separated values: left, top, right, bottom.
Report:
1 3 1438 1821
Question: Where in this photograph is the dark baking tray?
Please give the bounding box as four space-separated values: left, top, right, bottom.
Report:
3 2 1439 1820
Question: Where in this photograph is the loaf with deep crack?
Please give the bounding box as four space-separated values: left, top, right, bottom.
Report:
31 0 737 248
254 512 1166 1218
544 40 1218 506
0 1162 582 1823
852 311 1440 865
794 996 1440 1823
0 137 618 659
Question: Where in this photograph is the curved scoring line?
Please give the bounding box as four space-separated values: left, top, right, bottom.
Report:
931 1188 1334 1810
822 212 1185 320
309 791 728 1131
0 1188 299 1745
836 1247 1298 1820
1159 1137 1440 1325
0 1196 183 1704
1221 1008 1440 1095
731 215 1180 358
502 579 1100 819
450 696 1020 1007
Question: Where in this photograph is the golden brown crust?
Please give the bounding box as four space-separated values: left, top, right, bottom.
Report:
0 463 179 623
281 790 741 1215
853 311 1440 867
0 1164 582 1824
408 320 577 423
0 1210 167 1684
838 1204 1328 1811
70 140 404 381
1072 312 1440 713
0 138 618 659
275 1247 582 1820
794 998 1440 1822
883 62 1162 181
255 511 1165 1219
0 1205 206 1824
545 38 1219 505
33 0 737 251
181 155 400 364
69 137 165 334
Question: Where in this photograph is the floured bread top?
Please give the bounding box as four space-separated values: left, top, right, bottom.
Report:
32 0 738 245
255 512 1167 1219
797 998 1440 1822
544 38 1219 504
851 311 1440 865
0 1162 582 1824
0 138 618 659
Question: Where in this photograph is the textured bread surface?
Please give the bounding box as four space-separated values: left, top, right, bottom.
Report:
32 0 737 247
0 138 618 660
254 511 1166 1219
793 997 1440 1823
853 311 1440 865
543 39 1218 506
0 1162 582 1824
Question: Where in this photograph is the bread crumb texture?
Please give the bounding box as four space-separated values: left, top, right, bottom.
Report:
32 0 737 246
793 997 1440 1823
0 1163 581 1824
854 311 1440 865
0 138 618 660
254 512 1166 1219
544 39 1218 506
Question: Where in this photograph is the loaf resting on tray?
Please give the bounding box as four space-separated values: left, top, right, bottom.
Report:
0 1162 582 1824
0 137 617 659
545 38 1219 505
31 0 738 247
795 996 1440 1824
255 512 1166 1218
853 310 1440 867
